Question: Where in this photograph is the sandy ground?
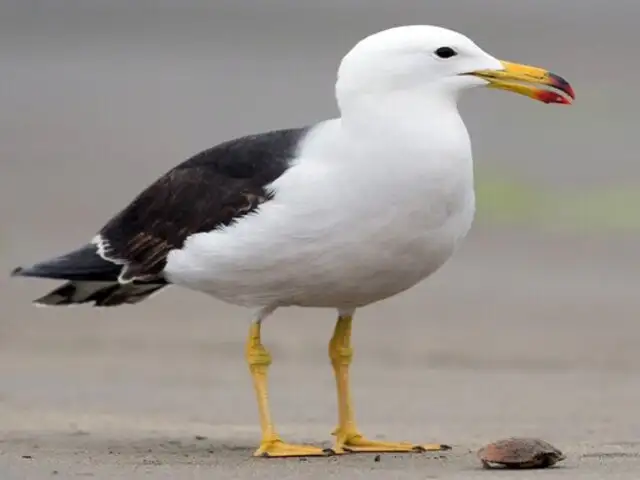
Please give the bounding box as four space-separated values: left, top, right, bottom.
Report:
1 1 639 478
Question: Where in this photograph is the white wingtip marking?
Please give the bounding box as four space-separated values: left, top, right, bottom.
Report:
92 234 128 266
92 234 155 286
92 235 115 262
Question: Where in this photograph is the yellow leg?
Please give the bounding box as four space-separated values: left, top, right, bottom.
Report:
328 314 451 454
246 321 327 458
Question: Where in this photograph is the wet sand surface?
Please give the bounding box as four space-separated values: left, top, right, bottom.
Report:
1 1 639 478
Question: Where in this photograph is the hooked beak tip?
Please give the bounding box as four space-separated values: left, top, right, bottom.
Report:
470 61 575 105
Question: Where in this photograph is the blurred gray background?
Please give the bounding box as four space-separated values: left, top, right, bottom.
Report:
0 1 639 478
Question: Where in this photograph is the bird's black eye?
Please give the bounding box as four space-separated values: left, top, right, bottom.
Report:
434 46 457 59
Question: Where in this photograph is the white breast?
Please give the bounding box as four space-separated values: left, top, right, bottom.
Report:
165 117 476 310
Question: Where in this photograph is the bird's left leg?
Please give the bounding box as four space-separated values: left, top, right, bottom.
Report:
328 311 450 454
246 316 327 458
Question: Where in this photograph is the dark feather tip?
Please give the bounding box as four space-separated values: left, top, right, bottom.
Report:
11 266 24 277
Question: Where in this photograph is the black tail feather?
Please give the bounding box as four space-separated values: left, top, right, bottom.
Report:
34 281 165 307
12 244 167 307
11 244 121 282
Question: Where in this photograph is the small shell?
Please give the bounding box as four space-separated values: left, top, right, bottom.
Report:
477 437 565 469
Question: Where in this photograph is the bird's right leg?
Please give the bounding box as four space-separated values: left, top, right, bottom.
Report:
246 320 327 458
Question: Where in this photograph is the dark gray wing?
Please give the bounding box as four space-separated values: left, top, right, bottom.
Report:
98 127 308 282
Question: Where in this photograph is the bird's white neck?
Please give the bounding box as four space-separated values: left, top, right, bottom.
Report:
338 89 472 167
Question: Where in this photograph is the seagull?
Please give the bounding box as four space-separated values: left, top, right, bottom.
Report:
11 25 574 457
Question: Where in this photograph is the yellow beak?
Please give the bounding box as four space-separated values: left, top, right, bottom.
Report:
470 61 575 105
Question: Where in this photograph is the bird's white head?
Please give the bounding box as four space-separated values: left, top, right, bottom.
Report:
336 25 574 114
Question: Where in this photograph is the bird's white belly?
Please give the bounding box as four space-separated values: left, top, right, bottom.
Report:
165 161 475 310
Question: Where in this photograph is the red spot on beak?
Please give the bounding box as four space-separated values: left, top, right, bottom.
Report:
535 90 572 105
